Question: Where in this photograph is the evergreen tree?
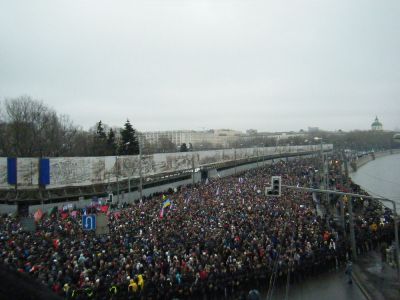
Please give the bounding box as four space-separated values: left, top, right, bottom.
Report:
106 128 117 155
94 120 107 155
180 143 188 152
119 119 139 155
96 121 107 139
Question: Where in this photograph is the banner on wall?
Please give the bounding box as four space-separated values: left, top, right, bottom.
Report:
7 157 17 185
0 145 332 189
39 158 50 185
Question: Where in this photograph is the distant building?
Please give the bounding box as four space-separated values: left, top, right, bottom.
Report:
246 129 258 135
371 116 383 131
268 132 306 142
308 127 320 133
143 129 242 148
143 130 192 146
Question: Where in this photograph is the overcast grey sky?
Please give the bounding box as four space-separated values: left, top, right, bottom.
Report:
1 0 399 132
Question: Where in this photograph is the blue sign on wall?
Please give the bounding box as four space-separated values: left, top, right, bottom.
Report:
7 157 17 185
82 215 96 230
39 158 50 185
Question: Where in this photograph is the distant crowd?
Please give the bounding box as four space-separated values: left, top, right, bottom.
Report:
0 156 396 300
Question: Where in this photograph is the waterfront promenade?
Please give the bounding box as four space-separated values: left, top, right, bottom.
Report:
335 150 400 300
354 251 400 300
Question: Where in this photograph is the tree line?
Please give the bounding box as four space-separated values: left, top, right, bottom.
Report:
0 96 397 157
0 96 139 157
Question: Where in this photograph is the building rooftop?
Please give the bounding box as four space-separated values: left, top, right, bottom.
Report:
371 116 382 127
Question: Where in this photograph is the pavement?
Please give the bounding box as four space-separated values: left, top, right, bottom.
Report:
266 269 366 300
318 192 400 300
353 250 400 300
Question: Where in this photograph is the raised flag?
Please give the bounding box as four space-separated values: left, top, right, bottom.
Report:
61 212 69 219
34 209 43 222
159 207 164 219
100 205 109 213
53 239 60 250
48 206 57 217
162 199 171 208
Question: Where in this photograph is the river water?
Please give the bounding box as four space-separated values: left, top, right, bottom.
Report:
350 153 400 213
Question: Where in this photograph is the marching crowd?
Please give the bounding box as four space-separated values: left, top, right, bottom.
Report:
0 156 396 299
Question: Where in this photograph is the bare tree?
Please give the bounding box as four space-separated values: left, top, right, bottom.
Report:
0 101 5 156
68 129 94 156
3 96 47 156
156 137 177 153
2 96 79 157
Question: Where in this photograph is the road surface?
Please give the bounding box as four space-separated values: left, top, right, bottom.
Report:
261 269 366 300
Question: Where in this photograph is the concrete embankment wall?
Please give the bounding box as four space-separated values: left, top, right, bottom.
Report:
0 153 315 214
0 173 202 215
350 149 400 173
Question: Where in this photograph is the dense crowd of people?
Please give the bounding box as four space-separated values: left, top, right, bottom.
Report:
0 156 397 299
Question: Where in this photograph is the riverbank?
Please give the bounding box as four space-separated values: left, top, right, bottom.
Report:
353 250 400 300
336 152 400 299
349 149 400 173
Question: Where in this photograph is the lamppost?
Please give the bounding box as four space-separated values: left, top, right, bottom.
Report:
125 142 136 202
126 133 144 203
259 144 265 166
379 198 399 276
234 147 237 175
137 133 143 202
192 153 195 185
391 133 400 272
314 137 329 198
282 183 398 269
115 156 120 205
256 146 259 168
276 137 280 154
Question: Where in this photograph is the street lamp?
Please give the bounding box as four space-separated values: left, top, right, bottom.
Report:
125 142 135 202
275 137 280 154
126 134 144 203
259 144 265 166
255 146 259 168
115 156 120 205
313 136 323 166
314 137 328 192
379 198 400 276
137 133 143 202
234 147 237 175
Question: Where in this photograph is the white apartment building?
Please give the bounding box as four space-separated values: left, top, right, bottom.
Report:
143 129 242 148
